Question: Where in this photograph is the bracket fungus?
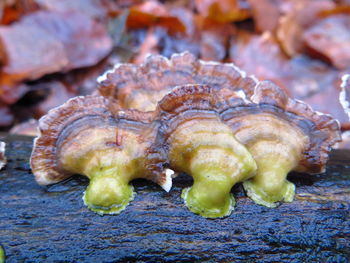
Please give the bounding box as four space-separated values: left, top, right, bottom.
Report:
0 142 6 170
30 95 171 215
220 81 341 207
30 52 342 217
97 51 256 111
153 82 340 212
154 85 257 218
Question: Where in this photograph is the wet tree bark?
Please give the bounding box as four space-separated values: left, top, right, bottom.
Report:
0 133 349 262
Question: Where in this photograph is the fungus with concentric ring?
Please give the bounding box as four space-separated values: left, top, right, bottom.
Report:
220 81 341 207
97 51 257 111
153 85 257 218
30 95 171 215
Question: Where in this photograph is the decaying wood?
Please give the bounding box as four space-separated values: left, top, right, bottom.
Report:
0 133 349 262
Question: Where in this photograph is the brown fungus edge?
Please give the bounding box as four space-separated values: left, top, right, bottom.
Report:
97 51 257 105
30 95 170 188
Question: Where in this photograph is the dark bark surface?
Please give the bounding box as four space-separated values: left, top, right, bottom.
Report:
0 133 349 262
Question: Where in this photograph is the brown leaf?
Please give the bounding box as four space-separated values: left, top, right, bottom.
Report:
127 1 186 35
195 0 251 23
30 81 75 118
35 0 107 19
0 0 38 25
0 10 112 83
10 118 38 136
230 32 349 123
303 14 350 69
276 0 335 57
247 0 281 33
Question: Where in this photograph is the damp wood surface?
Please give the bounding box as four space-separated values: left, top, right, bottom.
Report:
0 133 349 262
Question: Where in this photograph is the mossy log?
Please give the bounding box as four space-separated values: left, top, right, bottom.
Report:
0 133 349 262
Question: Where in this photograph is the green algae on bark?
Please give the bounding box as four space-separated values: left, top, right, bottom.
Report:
30 96 171 215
